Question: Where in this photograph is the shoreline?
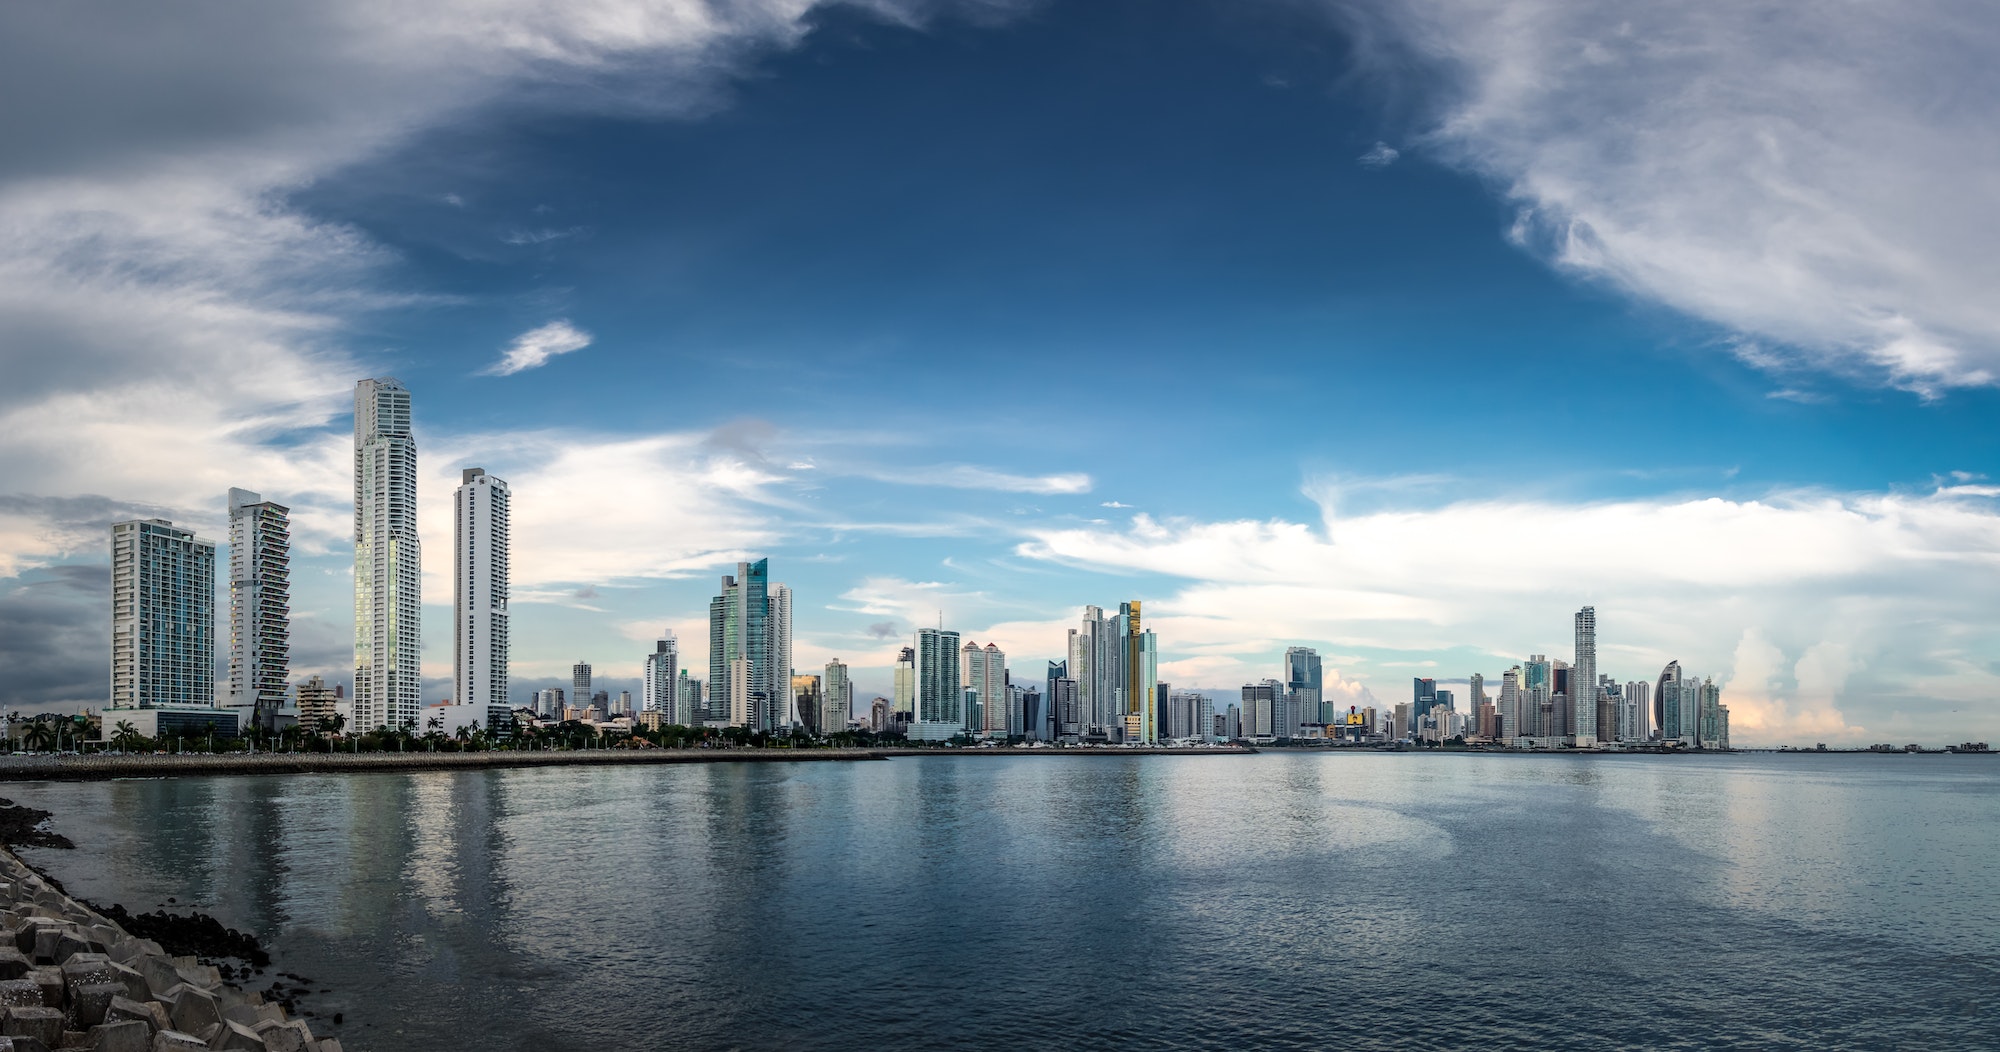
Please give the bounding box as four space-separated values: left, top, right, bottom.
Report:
0 841 335 1050
0 746 1258 783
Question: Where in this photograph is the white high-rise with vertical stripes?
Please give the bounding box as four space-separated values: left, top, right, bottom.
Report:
354 377 421 734
453 468 510 733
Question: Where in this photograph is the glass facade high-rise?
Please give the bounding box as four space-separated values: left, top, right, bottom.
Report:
353 377 420 734
893 647 916 716
1285 646 1323 733
644 634 679 718
226 488 290 729
915 627 963 730
111 519 217 710
709 559 778 730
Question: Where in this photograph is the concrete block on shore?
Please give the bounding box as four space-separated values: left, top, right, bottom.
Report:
28 931 58 966
100 999 163 1036
158 987 217 1037
252 1019 307 1052
0 982 38 1009
1 1006 64 1047
146 1030 204 1052
206 1020 264 1051
86 1020 149 1052
131 962 179 1004
59 955 114 991
66 983 122 1029
24 970 60 1008
14 925 52 958
0 951 29 981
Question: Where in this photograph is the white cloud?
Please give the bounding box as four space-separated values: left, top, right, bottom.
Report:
1100 501 1132 508
483 319 593 376
1359 0 2000 392
0 0 1019 580
1016 482 2000 744
1358 141 1400 167
860 464 1092 495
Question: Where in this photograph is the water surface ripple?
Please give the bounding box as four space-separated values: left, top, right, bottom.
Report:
10 753 1998 1051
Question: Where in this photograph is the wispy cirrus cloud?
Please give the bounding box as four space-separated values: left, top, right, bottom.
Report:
483 319 592 376
1350 0 2000 393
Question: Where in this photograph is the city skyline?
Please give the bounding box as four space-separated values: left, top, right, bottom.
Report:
3 2 1998 747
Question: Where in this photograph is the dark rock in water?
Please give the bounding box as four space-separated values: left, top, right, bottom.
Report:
82 903 271 969
0 800 74 850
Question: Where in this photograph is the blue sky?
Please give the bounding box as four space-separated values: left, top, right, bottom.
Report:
2 0 1998 744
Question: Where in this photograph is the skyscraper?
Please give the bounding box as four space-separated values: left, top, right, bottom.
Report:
226 489 290 730
1573 606 1598 746
353 377 420 734
1122 602 1156 744
792 674 823 735
111 519 217 710
1657 661 1686 743
1413 678 1438 719
453 469 510 733
770 582 794 727
823 658 852 734
709 559 775 730
1523 656 1552 738
1241 682 1276 739
1499 666 1521 740
572 662 592 717
1067 605 1131 736
644 634 679 717
1624 679 1651 742
961 642 1007 737
914 626 963 736
1285 646 1323 734
893 647 916 716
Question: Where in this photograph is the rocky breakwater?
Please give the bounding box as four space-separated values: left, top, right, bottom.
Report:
0 851 335 1052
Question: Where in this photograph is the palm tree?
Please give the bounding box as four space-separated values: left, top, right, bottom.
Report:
22 722 57 752
112 720 141 752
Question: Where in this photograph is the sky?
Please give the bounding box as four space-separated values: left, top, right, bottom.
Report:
3 0 1999 746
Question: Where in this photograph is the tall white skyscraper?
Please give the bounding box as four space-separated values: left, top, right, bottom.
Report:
453 468 510 732
111 519 217 710
644 634 679 716
769 583 794 727
822 658 851 734
227 489 290 729
1573 606 1598 747
353 377 420 733
1624 679 1651 742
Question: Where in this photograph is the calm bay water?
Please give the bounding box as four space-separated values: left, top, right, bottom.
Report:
8 752 1999 1051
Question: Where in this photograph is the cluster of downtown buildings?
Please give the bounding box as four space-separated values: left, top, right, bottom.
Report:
93 377 1730 751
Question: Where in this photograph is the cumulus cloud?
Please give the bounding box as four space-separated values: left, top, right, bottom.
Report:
483 319 593 376
1016 482 2000 744
1353 0 2000 392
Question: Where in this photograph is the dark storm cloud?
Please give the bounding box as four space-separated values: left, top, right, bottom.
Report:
0 566 109 712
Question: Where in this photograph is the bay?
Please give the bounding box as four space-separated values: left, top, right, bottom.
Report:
9 752 1999 1050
